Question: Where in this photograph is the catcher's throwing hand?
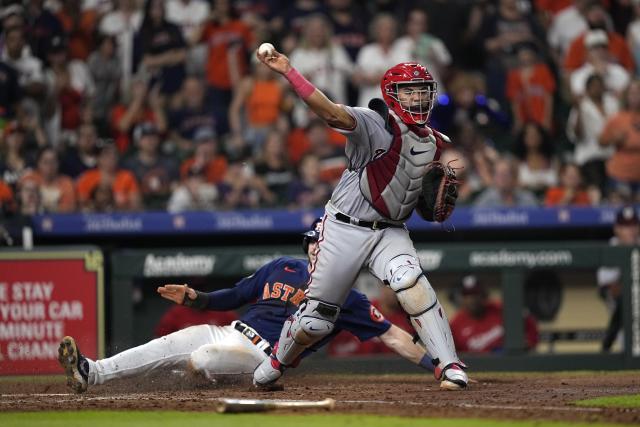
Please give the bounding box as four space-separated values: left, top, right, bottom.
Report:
255 46 291 75
157 284 197 305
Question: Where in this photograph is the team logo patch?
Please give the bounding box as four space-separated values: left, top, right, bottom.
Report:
413 71 420 76
369 305 385 322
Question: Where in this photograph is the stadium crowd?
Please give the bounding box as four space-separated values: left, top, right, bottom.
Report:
1 0 640 217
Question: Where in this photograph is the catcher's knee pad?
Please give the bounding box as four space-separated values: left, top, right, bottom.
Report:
386 255 437 316
275 299 340 365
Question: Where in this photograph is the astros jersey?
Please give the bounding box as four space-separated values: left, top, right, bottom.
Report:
204 257 391 352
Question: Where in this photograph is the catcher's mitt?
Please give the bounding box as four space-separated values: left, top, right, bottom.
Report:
415 161 458 222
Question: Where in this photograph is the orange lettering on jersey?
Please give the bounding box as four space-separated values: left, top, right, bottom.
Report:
271 282 283 299
281 285 295 301
290 289 306 306
262 283 270 300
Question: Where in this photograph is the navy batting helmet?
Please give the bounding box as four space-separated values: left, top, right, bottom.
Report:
302 218 322 254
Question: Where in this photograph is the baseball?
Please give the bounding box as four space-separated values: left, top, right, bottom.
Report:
258 42 275 57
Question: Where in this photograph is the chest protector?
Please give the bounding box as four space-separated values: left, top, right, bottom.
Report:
359 110 438 221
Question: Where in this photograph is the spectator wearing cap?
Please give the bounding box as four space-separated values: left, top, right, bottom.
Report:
0 26 45 99
505 42 556 133
563 2 634 74
566 73 619 197
19 147 76 213
179 127 227 184
473 156 539 207
99 0 143 97
60 123 99 179
110 77 167 154
450 275 539 353
56 0 100 61
569 29 630 99
595 206 640 352
43 35 95 141
600 79 640 203
133 0 187 96
88 34 121 133
76 144 141 211
0 122 33 189
122 122 178 209
168 76 218 160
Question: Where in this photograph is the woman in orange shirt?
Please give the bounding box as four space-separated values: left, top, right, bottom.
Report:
20 147 76 213
228 59 292 153
76 144 141 211
600 79 640 202
544 162 595 206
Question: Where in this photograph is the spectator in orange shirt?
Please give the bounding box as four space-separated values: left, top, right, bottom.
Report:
544 162 595 206
76 144 142 211
56 0 99 61
563 2 634 73
179 127 228 185
600 79 640 203
20 147 76 213
0 180 15 216
201 0 254 131
506 42 556 133
228 59 291 153
306 119 347 185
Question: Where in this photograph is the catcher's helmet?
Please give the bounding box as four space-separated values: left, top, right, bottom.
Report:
381 62 437 126
302 218 322 254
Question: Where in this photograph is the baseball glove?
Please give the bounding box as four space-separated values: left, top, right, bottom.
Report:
415 161 458 222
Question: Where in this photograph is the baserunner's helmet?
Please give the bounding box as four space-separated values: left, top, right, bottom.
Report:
302 218 322 254
381 62 437 126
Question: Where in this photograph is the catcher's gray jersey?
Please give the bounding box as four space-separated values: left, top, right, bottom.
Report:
329 106 437 222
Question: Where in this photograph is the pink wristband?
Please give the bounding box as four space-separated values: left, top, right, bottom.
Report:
284 67 315 99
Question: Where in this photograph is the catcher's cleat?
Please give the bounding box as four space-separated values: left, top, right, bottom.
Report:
253 355 284 387
58 336 89 393
436 362 468 391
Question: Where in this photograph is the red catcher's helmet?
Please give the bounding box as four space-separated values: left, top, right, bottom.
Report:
381 62 437 126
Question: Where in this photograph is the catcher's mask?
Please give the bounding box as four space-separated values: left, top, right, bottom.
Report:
381 62 437 126
302 218 322 255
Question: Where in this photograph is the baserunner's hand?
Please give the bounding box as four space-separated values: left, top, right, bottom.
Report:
157 284 196 305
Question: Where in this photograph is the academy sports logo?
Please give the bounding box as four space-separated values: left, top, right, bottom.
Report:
143 253 215 277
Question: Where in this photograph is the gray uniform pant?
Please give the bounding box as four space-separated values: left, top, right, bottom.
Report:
307 213 416 305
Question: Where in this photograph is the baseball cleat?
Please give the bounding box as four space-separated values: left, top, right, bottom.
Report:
58 336 89 393
438 363 468 390
253 356 284 387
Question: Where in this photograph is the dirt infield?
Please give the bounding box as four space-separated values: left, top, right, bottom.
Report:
1 372 639 424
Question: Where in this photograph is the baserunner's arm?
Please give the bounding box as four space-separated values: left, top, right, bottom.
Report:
378 324 434 371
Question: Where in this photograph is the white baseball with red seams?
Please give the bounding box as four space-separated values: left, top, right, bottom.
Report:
258 43 275 56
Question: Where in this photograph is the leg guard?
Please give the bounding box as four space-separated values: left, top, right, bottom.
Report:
253 299 340 385
386 255 467 388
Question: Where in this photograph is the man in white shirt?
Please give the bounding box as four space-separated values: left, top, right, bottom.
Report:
0 27 45 98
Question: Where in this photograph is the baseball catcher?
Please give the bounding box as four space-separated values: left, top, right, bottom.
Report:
58 220 436 393
253 47 467 390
